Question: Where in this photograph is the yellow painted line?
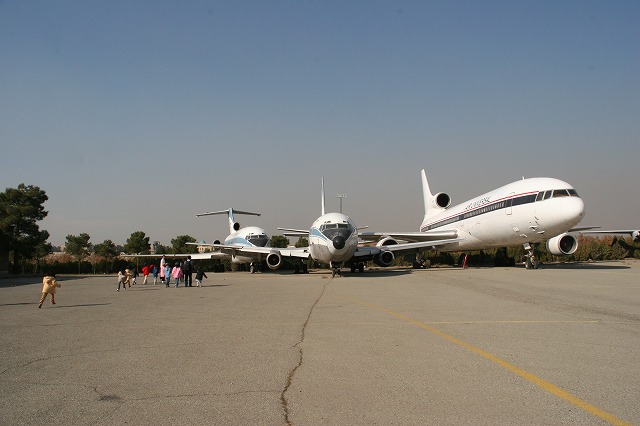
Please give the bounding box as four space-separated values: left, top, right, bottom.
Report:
348 298 633 426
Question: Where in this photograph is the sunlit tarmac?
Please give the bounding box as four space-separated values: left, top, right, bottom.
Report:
1 261 639 425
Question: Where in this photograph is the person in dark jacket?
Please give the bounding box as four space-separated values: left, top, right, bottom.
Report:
182 256 194 287
195 268 208 287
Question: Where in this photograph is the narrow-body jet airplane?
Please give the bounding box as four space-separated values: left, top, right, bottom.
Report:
123 208 272 273
271 179 460 276
360 169 638 269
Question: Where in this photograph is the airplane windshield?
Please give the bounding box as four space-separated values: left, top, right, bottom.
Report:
536 189 580 201
247 234 269 247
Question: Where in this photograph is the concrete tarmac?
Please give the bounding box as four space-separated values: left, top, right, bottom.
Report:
1 261 639 425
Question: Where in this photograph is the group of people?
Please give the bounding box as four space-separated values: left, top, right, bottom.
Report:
37 257 210 308
117 255 208 291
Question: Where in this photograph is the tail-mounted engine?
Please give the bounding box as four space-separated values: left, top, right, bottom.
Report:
546 233 578 256
431 192 451 210
266 251 282 270
233 222 241 231
374 250 395 267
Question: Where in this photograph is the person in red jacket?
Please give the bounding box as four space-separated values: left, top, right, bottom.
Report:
142 264 150 285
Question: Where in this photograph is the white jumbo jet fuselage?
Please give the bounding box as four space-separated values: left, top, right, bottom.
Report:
420 174 586 253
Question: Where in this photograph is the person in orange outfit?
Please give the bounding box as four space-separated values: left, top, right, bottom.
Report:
38 271 60 308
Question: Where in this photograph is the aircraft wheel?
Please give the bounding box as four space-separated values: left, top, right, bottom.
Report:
358 262 364 273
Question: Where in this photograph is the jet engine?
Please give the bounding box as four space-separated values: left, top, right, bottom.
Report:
633 230 640 242
376 236 399 247
546 233 578 256
374 250 395 267
233 222 241 231
431 192 451 210
266 251 282 270
213 240 221 245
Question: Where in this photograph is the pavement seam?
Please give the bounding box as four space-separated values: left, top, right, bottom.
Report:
280 281 328 426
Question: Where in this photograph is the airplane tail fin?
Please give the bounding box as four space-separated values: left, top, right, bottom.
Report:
421 169 450 222
321 177 326 216
196 208 261 233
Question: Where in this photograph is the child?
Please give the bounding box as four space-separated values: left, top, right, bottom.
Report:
195 268 208 287
171 262 183 288
125 267 133 288
151 264 159 285
39 271 61 308
164 263 172 288
117 269 127 291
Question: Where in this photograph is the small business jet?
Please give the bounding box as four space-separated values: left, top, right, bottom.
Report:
360 169 638 269
123 208 272 273
271 179 460 276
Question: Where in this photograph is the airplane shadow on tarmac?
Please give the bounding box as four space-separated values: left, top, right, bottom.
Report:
540 262 631 271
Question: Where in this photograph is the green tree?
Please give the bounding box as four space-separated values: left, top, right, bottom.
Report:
94 239 118 272
0 184 50 273
295 237 308 248
124 231 150 254
270 235 290 248
65 233 92 273
171 235 196 253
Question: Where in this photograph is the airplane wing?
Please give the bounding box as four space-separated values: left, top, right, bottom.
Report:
578 229 639 241
359 229 459 243
277 228 309 237
121 252 229 260
353 238 464 259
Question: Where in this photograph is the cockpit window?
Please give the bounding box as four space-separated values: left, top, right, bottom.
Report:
568 189 579 197
543 191 552 200
536 192 545 202
552 189 570 198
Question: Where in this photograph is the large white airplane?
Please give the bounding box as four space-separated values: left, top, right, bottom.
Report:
360 169 639 269
123 208 273 273
271 179 460 276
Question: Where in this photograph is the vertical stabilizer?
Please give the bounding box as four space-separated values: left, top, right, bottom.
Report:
227 208 236 233
321 177 326 216
421 169 450 222
421 169 434 218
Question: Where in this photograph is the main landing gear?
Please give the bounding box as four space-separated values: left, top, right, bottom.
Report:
249 262 262 274
523 243 539 270
350 262 365 273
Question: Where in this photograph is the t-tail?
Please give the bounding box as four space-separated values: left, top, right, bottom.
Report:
421 169 451 222
196 208 261 233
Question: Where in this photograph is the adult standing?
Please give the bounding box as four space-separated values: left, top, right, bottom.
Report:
182 256 194 287
159 255 167 285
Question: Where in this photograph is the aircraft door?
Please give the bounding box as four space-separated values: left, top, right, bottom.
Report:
505 193 514 215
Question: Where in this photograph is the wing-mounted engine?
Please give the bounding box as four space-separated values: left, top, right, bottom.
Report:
633 230 640 242
213 240 221 245
376 237 399 247
266 251 282 270
373 250 395 267
546 233 578 256
431 192 451 210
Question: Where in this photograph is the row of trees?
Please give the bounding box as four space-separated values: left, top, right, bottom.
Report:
2 183 639 275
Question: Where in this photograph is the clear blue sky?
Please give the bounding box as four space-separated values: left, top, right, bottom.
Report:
1 1 638 246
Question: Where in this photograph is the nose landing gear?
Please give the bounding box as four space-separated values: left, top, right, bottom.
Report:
523 243 539 269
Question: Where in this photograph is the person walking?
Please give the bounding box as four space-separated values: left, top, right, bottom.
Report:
182 256 194 287
171 262 183 288
195 268 208 287
163 262 172 288
142 264 150 285
117 269 127 291
151 264 159 285
38 271 61 308
159 255 167 284
125 267 133 288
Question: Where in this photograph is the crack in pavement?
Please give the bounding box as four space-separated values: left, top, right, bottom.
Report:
280 281 328 426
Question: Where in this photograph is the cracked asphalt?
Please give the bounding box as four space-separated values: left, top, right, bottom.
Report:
1 262 639 425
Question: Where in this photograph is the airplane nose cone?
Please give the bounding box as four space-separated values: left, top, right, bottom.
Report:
332 235 346 250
